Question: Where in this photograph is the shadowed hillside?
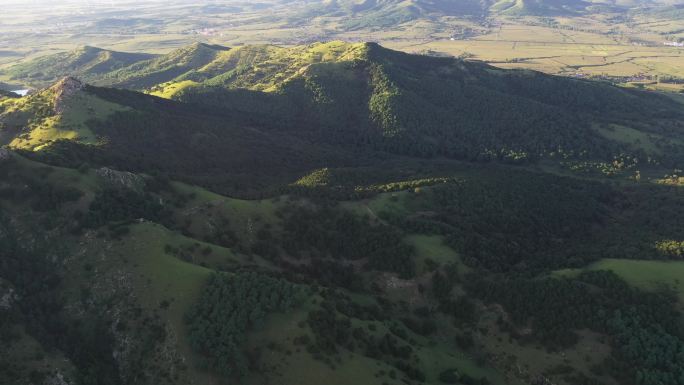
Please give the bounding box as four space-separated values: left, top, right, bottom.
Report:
168 42 684 164
0 77 362 197
490 0 593 15
100 43 232 89
285 0 609 25
3 42 684 195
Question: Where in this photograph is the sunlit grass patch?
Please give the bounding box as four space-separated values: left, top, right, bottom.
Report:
149 80 199 99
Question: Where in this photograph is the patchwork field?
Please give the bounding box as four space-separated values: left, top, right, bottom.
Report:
382 24 684 89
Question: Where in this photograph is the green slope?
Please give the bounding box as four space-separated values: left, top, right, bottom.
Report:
151 41 368 94
490 0 593 15
284 0 486 29
556 258 684 303
5 42 684 197
101 42 231 89
168 42 684 165
0 77 129 150
253 0 627 25
6 79 362 197
3 135 684 385
2 46 155 88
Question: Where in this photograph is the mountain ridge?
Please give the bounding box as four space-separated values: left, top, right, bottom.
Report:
3 46 156 88
4 42 684 170
284 0 672 25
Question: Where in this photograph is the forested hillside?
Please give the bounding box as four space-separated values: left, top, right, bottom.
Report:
0 80 363 197
5 42 684 174
4 46 155 88
2 146 684 385
208 0 684 25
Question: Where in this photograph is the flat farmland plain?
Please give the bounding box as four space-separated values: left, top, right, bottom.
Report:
382 22 684 89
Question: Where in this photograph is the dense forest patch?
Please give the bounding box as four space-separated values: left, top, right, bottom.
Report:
369 167 684 272
185 272 306 378
277 204 416 278
468 271 684 385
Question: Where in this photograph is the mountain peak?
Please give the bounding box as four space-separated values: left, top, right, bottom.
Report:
50 77 85 113
189 42 230 51
78 45 104 53
54 76 83 89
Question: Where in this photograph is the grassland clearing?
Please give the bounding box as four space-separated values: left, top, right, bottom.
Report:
68 222 220 384
556 258 684 304
406 234 468 275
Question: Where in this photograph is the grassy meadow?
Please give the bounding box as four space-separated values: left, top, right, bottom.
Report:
557 258 684 304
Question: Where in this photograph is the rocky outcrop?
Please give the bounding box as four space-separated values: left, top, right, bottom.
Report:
0 148 11 162
52 77 84 114
0 280 17 311
43 371 72 385
95 167 145 191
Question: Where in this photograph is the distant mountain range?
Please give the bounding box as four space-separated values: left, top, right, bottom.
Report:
269 0 684 23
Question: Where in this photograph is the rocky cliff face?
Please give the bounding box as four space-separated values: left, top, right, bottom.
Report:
96 167 146 191
52 76 84 114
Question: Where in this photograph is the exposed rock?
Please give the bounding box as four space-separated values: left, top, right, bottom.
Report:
380 273 421 305
52 76 84 114
0 280 18 311
531 375 558 385
95 167 145 191
0 148 11 162
43 371 71 385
